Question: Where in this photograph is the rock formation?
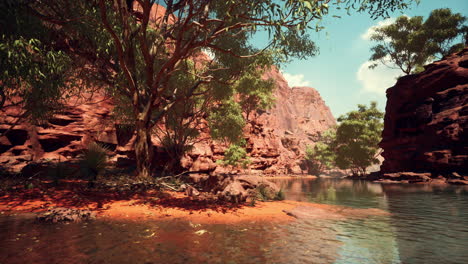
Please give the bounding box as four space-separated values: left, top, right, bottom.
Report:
379 48 468 184
0 69 335 175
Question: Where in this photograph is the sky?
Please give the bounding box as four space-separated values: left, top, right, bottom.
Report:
269 0 467 118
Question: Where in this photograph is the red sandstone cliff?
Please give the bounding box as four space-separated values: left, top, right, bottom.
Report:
379 48 468 184
0 69 335 175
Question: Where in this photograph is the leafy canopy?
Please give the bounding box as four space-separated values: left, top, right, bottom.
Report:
369 8 467 74
334 102 383 175
305 129 337 175
0 0 73 126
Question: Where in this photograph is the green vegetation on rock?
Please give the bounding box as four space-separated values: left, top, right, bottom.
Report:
368 8 467 74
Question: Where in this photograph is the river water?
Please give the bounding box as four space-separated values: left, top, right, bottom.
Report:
1 178 467 264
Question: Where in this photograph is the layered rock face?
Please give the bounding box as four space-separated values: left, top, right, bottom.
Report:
0 69 335 175
379 48 468 183
0 94 117 171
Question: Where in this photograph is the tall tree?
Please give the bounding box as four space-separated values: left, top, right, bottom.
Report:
368 8 467 75
334 102 383 176
26 0 415 179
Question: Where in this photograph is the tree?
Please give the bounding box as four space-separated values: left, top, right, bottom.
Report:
334 102 383 176
218 142 251 170
235 70 275 121
305 129 336 175
368 8 467 75
25 0 415 179
0 0 73 136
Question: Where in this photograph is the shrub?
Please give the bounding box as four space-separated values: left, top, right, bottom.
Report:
274 189 285 201
79 142 108 182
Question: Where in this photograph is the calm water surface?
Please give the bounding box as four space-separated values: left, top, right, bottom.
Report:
1 178 467 264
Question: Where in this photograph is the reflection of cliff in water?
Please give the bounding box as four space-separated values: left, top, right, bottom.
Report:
381 184 468 264
273 178 401 263
273 178 468 264
272 178 389 209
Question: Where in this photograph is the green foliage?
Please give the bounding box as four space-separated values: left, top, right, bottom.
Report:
218 142 251 169
209 100 246 144
334 102 384 175
79 142 108 181
16 0 415 178
369 8 467 74
274 189 286 201
0 0 73 123
343 0 419 19
305 129 337 175
235 70 275 120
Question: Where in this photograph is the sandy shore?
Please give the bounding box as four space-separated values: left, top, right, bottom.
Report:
0 190 389 224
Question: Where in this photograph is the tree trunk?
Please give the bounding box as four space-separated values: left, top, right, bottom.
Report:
135 120 153 179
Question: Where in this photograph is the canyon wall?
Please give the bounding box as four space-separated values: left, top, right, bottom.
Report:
0 69 335 175
379 48 468 183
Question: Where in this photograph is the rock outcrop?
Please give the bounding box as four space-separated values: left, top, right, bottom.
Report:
0 69 335 175
184 67 335 175
379 48 468 184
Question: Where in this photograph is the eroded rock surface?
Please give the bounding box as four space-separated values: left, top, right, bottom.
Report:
379 48 468 184
0 69 335 175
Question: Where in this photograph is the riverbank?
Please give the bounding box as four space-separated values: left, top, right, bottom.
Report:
0 177 389 224
346 171 468 185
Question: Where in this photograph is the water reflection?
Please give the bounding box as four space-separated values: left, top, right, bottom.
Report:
1 178 467 264
272 178 468 264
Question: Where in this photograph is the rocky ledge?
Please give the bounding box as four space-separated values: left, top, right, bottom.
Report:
378 48 468 184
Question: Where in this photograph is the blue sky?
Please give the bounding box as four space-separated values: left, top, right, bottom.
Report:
275 0 467 118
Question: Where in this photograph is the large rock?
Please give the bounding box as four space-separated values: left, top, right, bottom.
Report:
197 175 280 203
0 94 117 172
0 70 335 175
379 48 468 182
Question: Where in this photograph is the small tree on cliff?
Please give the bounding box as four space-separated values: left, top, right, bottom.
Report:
26 0 416 179
368 8 467 75
334 102 383 176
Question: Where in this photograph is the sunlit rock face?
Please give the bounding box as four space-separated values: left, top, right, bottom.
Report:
380 48 468 178
0 68 335 174
240 67 336 174
187 67 336 175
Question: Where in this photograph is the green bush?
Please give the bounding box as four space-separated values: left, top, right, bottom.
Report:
274 189 285 201
218 143 251 169
79 142 108 181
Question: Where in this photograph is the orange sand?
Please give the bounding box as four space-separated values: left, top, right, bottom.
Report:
0 184 389 224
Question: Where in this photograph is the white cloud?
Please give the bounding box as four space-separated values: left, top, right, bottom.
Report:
282 72 310 87
357 58 401 94
361 17 403 40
